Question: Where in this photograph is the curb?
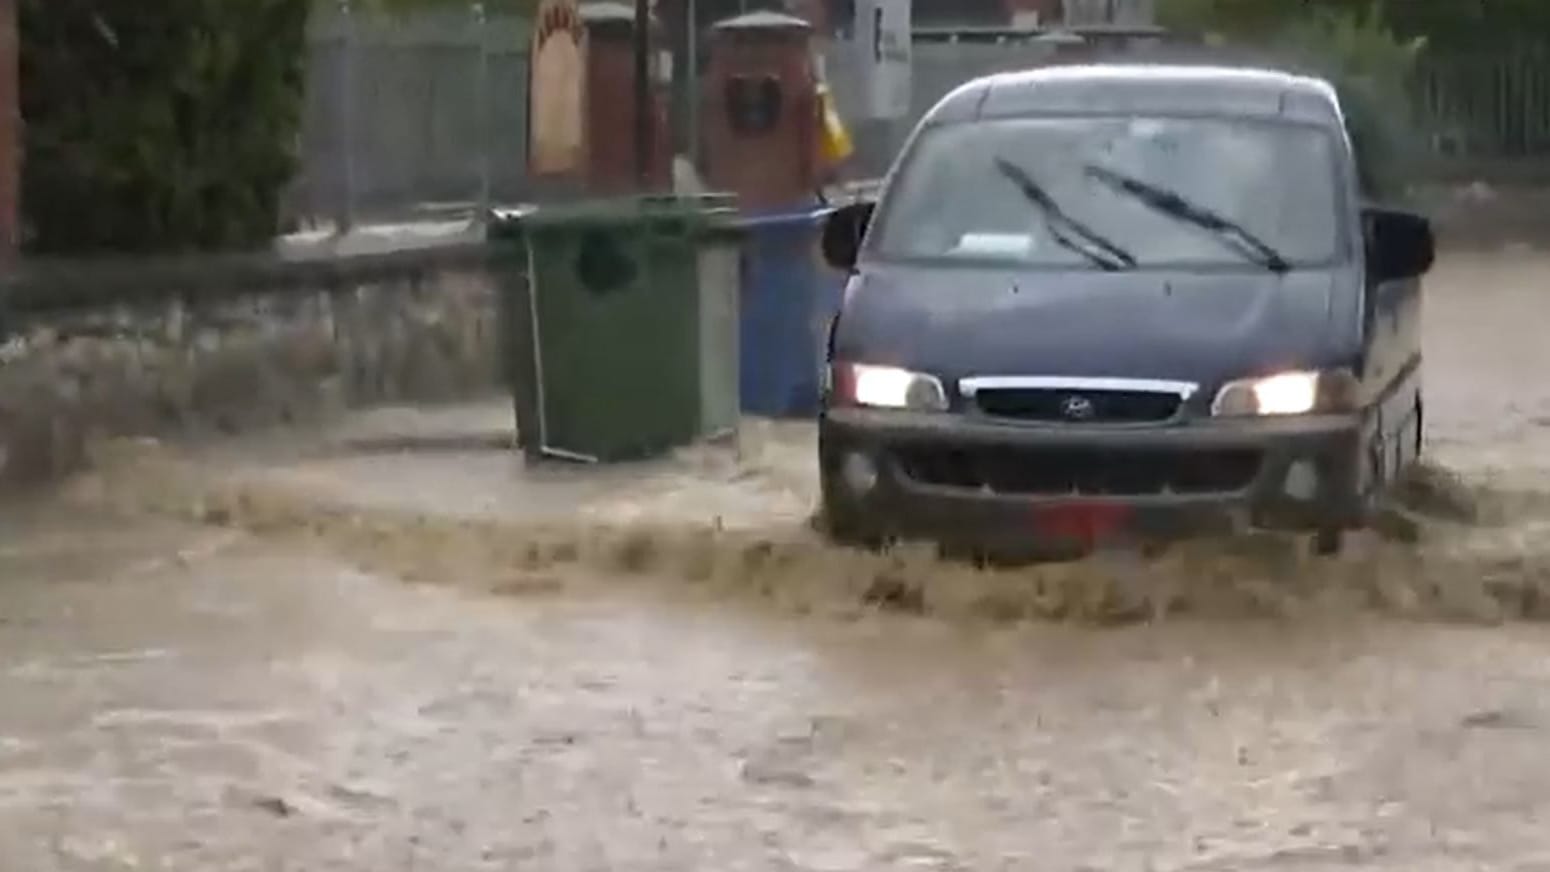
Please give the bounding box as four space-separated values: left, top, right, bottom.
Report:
323 431 518 456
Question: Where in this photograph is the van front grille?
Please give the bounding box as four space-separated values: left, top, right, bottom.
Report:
895 444 1262 496
974 388 1183 424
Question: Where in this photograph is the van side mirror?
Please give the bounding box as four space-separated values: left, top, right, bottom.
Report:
1363 206 1435 283
821 201 875 271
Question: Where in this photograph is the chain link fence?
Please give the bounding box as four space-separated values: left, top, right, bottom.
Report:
293 3 531 230
1414 44 1550 166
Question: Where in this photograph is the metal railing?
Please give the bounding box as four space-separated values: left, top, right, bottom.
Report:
1413 45 1550 162
295 3 531 230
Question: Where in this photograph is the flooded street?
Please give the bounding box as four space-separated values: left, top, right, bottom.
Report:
1424 250 1550 487
4 249 1550 871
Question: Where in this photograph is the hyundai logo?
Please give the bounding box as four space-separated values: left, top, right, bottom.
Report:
1060 395 1097 421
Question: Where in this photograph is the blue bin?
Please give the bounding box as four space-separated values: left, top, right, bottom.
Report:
736 206 847 418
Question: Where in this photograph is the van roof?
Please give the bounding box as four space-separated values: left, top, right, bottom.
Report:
926 63 1346 128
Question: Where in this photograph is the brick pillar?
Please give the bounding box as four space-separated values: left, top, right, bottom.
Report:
790 0 829 34
0 0 16 260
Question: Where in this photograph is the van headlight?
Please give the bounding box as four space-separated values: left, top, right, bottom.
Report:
831 362 949 412
1211 370 1358 417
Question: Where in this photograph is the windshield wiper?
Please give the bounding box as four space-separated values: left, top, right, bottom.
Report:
992 157 1137 272
1083 163 1293 274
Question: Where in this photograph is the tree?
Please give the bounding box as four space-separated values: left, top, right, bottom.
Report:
1156 0 1312 37
20 0 311 253
1278 4 1428 199
1384 0 1550 51
1156 0 1429 198
357 0 539 15
1159 0 1550 50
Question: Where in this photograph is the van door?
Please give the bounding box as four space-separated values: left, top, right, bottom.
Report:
1361 224 1426 483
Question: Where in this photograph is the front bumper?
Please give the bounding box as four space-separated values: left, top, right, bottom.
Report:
820 407 1368 554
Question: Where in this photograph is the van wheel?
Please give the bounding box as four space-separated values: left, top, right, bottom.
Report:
1312 527 1344 557
815 484 885 552
822 514 884 552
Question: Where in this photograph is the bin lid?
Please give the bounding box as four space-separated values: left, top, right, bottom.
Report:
489 193 742 236
734 204 836 231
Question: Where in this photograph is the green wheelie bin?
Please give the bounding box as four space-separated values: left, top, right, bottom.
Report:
490 193 741 463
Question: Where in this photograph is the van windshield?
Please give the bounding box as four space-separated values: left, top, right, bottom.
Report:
870 115 1346 270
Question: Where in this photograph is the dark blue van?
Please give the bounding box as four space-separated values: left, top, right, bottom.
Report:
817 63 1436 558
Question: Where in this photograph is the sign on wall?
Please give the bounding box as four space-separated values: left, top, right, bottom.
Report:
854 0 911 120
529 0 585 176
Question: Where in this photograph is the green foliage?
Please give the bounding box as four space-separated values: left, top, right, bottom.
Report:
1382 0 1550 52
19 0 311 254
1158 0 1550 51
1157 0 1431 200
1275 3 1428 200
356 0 539 16
1155 0 1295 38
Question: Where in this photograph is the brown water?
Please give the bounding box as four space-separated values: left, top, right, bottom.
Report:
3 249 1550 871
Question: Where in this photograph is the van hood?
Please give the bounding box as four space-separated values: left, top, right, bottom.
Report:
832 264 1356 391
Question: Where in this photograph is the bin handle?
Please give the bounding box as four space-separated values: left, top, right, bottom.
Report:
574 229 638 297
650 216 694 240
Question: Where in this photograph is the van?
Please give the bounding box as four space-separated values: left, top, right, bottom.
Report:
816 63 1436 557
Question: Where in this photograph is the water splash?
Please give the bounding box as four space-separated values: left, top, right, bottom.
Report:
64 437 1550 627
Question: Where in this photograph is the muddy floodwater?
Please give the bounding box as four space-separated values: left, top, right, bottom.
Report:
3 249 1550 871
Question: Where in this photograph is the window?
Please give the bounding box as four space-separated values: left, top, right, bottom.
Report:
870 115 1346 270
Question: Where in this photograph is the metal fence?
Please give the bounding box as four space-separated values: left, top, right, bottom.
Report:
294 8 1550 229
296 5 531 229
1413 45 1550 161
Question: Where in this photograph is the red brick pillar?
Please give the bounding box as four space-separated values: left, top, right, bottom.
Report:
0 0 16 260
790 0 829 33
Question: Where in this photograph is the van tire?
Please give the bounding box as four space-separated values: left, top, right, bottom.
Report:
815 486 885 552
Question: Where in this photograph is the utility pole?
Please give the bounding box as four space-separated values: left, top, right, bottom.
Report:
336 0 357 233
474 1 492 220
0 0 17 260
686 0 698 167
633 0 652 187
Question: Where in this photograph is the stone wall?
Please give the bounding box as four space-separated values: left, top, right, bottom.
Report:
0 241 511 487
